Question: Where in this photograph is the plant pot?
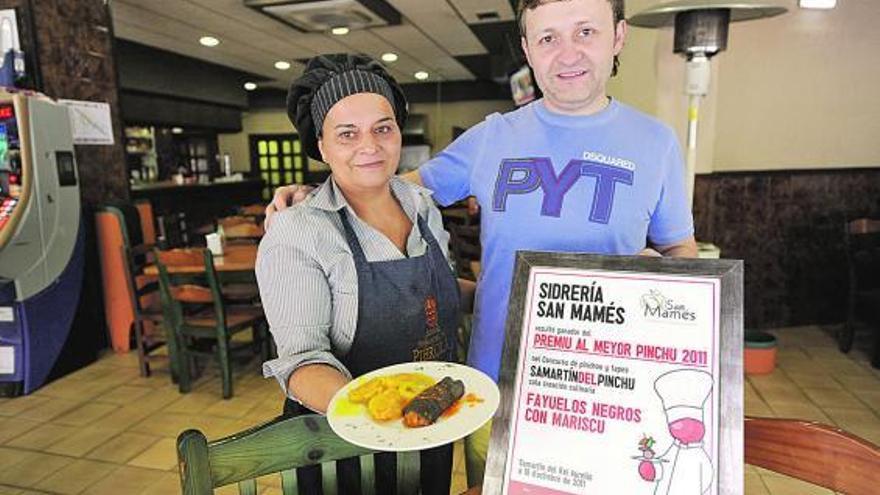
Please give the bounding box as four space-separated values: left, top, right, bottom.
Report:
744 331 777 375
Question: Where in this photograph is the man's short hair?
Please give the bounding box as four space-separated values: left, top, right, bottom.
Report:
516 0 625 77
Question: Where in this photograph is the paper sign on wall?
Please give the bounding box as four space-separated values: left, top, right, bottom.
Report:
59 99 115 145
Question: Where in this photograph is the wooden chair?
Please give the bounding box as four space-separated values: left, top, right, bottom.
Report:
96 203 159 354
121 242 167 378
745 416 880 494
177 414 425 495
458 416 880 495
840 218 880 364
155 248 269 398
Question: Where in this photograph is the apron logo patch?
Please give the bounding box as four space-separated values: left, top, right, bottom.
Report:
413 295 449 361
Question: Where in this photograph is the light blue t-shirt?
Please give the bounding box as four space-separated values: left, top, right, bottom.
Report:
419 99 694 381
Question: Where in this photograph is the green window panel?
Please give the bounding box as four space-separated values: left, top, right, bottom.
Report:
258 141 267 155
261 172 270 183
293 140 301 153
283 156 292 169
271 171 280 184
259 157 269 170
285 172 293 184
282 141 291 154
268 141 278 155
270 157 279 170
294 156 302 169
295 171 304 183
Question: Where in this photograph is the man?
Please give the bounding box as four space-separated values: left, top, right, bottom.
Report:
268 0 697 486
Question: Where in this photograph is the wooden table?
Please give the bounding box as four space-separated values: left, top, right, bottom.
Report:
143 244 257 275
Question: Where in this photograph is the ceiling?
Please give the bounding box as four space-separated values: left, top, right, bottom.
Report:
111 0 522 89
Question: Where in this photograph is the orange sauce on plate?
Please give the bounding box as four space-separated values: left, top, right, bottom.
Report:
439 393 484 419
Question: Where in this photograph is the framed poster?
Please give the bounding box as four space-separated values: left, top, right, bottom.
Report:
484 252 743 495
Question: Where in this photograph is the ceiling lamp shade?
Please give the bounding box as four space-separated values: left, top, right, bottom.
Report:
629 0 787 29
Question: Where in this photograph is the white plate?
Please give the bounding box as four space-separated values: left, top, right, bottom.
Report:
327 361 500 452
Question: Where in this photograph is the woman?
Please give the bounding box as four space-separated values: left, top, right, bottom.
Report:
256 53 467 494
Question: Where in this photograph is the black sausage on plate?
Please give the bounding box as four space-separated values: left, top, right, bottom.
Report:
403 376 465 427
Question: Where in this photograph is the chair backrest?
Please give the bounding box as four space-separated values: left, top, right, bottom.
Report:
745 417 880 494
238 204 265 218
218 216 252 228
448 223 481 281
177 414 423 495
96 204 152 352
134 200 157 246
218 216 263 241
154 248 226 331
843 217 880 290
224 222 263 240
157 212 191 248
121 242 158 316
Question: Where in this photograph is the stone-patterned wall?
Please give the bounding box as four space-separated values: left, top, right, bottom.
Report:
694 169 880 329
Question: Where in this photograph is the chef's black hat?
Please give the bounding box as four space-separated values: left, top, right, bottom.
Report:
287 53 408 161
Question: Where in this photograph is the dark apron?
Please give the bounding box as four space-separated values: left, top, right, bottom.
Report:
284 208 461 495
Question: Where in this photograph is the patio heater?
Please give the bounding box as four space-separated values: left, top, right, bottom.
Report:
629 1 787 207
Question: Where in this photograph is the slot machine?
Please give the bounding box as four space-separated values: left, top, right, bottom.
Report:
0 90 84 396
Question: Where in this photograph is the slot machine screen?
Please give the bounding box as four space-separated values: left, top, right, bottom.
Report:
0 103 21 231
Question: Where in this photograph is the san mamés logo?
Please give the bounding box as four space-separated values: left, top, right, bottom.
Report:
640 289 696 323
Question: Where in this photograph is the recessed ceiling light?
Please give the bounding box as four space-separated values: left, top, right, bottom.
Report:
331 26 350 35
244 82 257 91
275 60 291 70
381 52 398 63
199 36 220 47
171 127 184 134
799 0 836 8
414 71 429 81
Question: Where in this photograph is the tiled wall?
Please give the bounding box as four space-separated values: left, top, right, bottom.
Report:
694 168 880 329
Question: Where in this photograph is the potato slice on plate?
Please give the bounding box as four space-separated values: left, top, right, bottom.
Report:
367 389 407 421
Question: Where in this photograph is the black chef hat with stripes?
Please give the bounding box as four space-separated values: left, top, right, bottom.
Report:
287 53 408 161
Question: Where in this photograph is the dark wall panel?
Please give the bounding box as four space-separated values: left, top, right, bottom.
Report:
693 168 880 330
248 80 512 110
115 39 252 109
120 91 242 132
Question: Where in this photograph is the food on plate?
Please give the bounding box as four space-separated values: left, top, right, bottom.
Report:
348 377 386 404
403 376 465 427
367 388 408 421
348 372 436 421
397 374 436 401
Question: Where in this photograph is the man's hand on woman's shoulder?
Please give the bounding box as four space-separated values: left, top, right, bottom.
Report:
265 184 316 228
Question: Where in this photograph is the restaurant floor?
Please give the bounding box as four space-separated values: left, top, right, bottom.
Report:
0 324 877 494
